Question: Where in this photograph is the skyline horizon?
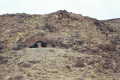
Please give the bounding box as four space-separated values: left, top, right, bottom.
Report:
0 9 120 20
0 0 120 20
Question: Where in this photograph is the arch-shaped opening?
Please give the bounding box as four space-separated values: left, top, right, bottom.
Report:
29 41 48 48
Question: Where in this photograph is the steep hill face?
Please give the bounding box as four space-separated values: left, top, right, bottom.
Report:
0 10 120 80
102 19 120 45
0 10 118 52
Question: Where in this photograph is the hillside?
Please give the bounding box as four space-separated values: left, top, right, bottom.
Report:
0 48 120 80
0 10 120 80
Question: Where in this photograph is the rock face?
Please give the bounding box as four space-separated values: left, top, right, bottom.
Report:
0 10 118 50
0 10 116 51
0 10 120 80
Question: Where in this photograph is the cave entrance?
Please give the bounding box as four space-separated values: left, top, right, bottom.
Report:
29 41 47 48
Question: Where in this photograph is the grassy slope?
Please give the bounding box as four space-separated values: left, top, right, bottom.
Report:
0 48 120 80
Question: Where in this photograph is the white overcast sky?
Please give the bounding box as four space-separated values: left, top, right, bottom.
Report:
0 0 120 20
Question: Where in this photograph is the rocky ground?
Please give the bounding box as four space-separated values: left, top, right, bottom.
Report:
0 10 120 80
0 48 120 80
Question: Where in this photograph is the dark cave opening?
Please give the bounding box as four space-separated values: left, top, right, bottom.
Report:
29 41 48 48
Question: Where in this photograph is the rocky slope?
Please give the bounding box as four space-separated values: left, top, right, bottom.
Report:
0 48 120 80
0 10 119 51
0 10 120 80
